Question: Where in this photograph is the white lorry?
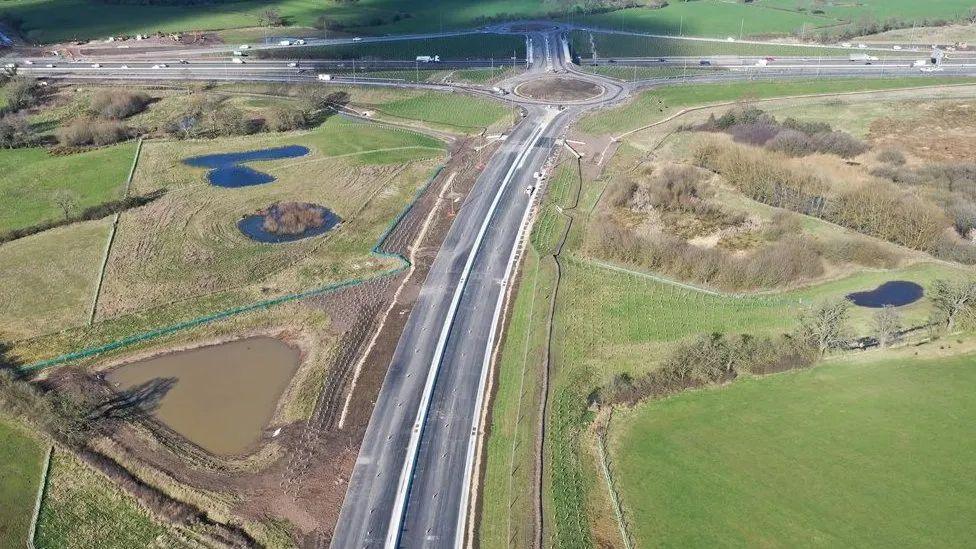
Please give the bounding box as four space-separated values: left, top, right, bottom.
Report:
317 73 332 81
415 55 440 63
849 53 879 62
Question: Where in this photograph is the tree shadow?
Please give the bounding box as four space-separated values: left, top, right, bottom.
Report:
0 339 28 380
91 377 178 421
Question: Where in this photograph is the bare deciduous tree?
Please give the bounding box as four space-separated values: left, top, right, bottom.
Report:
52 188 79 219
873 305 903 349
930 279 976 332
800 298 851 357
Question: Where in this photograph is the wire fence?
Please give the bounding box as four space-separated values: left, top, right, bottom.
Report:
22 165 445 374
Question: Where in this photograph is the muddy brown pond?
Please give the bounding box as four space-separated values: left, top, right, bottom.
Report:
107 336 300 456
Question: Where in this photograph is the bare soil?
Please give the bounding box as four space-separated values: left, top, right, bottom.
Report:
515 77 604 102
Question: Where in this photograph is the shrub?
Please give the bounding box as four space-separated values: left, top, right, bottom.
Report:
0 112 33 148
56 118 130 146
819 238 900 269
876 147 906 166
766 128 814 156
89 89 150 119
595 332 817 406
809 130 869 158
2 77 39 111
264 106 308 132
261 202 326 235
950 200 976 237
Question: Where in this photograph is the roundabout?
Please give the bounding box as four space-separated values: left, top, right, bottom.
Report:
513 76 606 103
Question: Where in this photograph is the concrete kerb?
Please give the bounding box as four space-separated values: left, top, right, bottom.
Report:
21 165 446 374
27 445 54 549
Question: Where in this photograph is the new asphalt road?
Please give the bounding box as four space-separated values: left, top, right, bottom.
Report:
330 32 575 549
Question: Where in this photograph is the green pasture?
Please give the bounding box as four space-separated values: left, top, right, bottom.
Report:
0 417 45 549
2 0 973 45
611 350 976 548
0 142 137 234
259 33 525 60
570 30 856 60
579 77 976 135
0 219 110 341
36 451 186 548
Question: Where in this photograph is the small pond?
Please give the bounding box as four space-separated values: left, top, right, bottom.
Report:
846 280 924 308
183 145 310 188
106 336 300 456
238 202 341 243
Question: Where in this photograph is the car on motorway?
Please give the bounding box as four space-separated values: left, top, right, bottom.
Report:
699 60 712 66
120 64 129 69
287 62 298 67
45 63 55 68
352 37 363 41
152 63 167 69
91 63 101 68
24 60 33 65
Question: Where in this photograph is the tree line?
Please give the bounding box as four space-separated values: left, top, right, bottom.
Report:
594 278 976 408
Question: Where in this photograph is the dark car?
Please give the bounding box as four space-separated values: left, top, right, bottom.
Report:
699 60 711 66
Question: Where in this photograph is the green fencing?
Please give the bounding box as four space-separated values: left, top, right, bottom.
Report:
23 165 445 373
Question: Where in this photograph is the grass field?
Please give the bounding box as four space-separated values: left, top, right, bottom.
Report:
576 64 716 82
35 451 187 549
570 31 858 61
483 79 976 547
0 417 45 549
6 0 973 44
367 91 512 133
611 350 976 547
0 0 548 44
259 33 525 61
572 0 974 38
96 115 444 320
578 77 976 135
0 219 110 341
0 142 137 233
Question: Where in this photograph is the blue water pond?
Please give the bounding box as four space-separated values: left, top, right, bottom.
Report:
846 281 924 308
238 205 341 243
183 145 310 188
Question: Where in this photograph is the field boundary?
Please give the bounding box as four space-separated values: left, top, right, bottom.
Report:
536 155 584 548
88 137 143 326
596 414 632 549
27 445 53 549
22 163 445 373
